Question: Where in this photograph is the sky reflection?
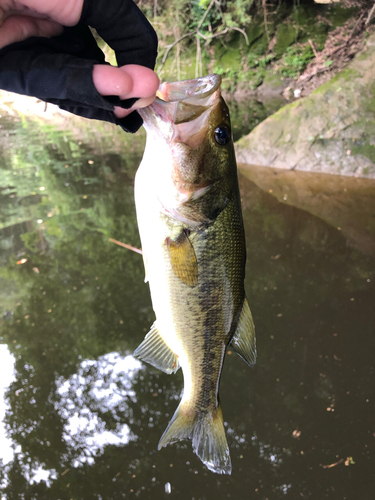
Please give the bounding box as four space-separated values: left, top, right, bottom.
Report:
56 353 143 467
0 350 144 489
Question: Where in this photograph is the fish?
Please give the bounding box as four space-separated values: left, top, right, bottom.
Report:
134 74 256 475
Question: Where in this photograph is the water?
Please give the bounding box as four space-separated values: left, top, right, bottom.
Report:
0 104 374 500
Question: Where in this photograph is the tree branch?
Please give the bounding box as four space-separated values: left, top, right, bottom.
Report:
229 26 249 45
159 32 194 70
197 0 216 30
158 0 248 72
366 3 375 25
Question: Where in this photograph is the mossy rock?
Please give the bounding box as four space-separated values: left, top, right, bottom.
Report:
246 12 277 56
215 44 242 68
325 5 359 27
257 70 290 95
297 21 329 51
291 4 314 27
274 23 297 59
250 32 270 56
246 17 266 47
235 33 375 179
351 140 375 164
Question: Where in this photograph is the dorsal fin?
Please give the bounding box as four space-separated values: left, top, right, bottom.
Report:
230 297 256 366
134 323 180 374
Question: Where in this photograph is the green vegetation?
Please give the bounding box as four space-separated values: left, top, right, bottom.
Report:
351 141 375 163
274 22 297 59
91 1 367 92
278 45 315 78
128 1 363 91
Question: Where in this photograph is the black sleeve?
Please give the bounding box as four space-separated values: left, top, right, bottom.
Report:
0 0 158 133
80 0 158 69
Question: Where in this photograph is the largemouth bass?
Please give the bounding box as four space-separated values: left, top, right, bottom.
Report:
134 74 256 475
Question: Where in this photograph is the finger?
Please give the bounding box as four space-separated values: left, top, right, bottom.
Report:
0 15 63 48
92 64 159 100
113 95 157 119
117 65 160 100
13 0 84 26
0 24 143 133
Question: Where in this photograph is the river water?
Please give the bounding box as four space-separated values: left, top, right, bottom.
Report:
0 100 374 500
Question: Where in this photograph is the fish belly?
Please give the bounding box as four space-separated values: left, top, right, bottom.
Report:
136 175 245 409
134 164 248 475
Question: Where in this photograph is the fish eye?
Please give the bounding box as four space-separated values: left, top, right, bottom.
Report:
214 126 231 146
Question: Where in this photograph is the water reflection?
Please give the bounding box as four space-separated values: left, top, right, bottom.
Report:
0 345 15 465
239 163 375 256
0 109 374 499
56 353 143 467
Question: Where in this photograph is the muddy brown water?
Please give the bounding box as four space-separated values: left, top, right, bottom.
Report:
0 104 374 499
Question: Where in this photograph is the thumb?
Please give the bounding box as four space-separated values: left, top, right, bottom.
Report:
0 16 63 49
92 64 160 118
92 64 159 99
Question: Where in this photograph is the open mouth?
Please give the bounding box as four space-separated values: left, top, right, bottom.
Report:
156 74 221 103
138 74 222 140
138 74 221 130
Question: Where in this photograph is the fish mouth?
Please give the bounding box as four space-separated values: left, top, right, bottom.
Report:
156 74 221 104
138 74 222 140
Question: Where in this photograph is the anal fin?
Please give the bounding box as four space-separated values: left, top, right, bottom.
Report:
134 322 180 374
230 297 256 366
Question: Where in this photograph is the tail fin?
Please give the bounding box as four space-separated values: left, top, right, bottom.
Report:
158 402 231 475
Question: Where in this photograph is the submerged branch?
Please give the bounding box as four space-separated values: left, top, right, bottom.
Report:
109 238 142 255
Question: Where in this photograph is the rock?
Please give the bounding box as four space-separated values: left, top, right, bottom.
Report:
235 33 375 179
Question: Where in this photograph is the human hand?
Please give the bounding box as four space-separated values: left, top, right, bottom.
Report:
0 0 159 131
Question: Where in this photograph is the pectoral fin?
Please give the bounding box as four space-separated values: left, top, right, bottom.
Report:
230 298 256 366
134 322 180 374
166 230 198 287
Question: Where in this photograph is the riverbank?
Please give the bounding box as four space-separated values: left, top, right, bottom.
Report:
1 1 375 179
156 1 375 99
236 30 375 179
